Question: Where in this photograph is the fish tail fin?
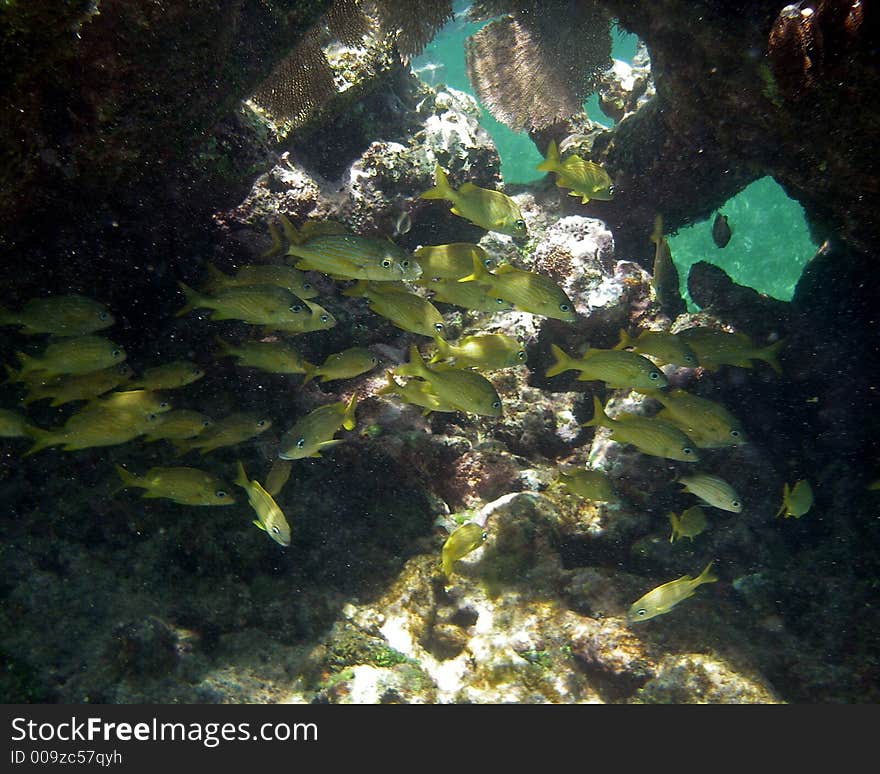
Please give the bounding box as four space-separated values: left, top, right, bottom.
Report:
3 363 22 385
457 251 487 283
775 482 790 518
757 339 785 375
22 428 56 457
203 263 229 290
376 371 400 396
342 393 357 431
301 361 317 386
279 214 304 246
112 464 140 495
428 335 451 364
341 280 369 298
650 214 664 245
614 328 634 350
175 282 206 317
233 460 249 490
668 512 679 543
535 140 561 173
545 343 575 378
696 560 718 585
15 352 38 378
420 164 454 201
262 220 285 258
213 336 233 357
583 395 611 429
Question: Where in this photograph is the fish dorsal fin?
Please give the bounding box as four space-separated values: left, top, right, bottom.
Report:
493 264 517 276
459 182 478 193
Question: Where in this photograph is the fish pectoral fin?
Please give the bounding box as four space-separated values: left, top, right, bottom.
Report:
141 491 161 499
318 439 344 450
252 519 266 532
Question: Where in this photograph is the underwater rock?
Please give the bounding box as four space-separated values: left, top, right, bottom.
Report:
596 42 655 124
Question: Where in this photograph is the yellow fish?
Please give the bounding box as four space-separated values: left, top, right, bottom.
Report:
234 461 291 546
10 335 126 379
614 329 697 368
0 408 39 439
679 473 742 512
20 363 132 407
421 164 527 238
536 140 614 204
265 459 293 497
278 394 357 460
114 465 235 506
678 327 784 374
0 294 114 336
441 522 487 577
644 388 746 448
127 361 205 391
557 467 618 503
345 282 446 338
546 343 667 390
775 479 813 518
202 262 318 299
286 231 422 282
413 243 498 279
669 506 709 543
375 372 457 415
215 337 312 375
627 561 718 623
394 345 502 417
141 410 214 443
419 276 514 313
175 282 310 327
302 347 378 385
83 389 172 419
261 299 336 335
584 396 701 463
25 410 161 455
461 260 576 322
175 413 272 455
429 333 525 370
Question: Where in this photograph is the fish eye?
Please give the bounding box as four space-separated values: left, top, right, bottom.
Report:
480 531 488 541
484 259 495 268
732 500 742 509
684 354 696 364
492 400 501 409
682 447 695 456
289 304 302 313
271 526 280 535
635 608 647 618
402 260 410 268
649 371 661 380
381 259 392 268
730 429 741 438
147 413 158 421
559 303 571 312
257 420 267 428
371 356 378 364
159 401 169 409
303 282 313 290
111 349 121 358
296 438 306 448
202 419 212 426
98 311 109 321
433 322 444 331
192 367 202 375
215 490 227 498
517 350 526 360
320 314 329 323
495 298 506 306
515 219 525 230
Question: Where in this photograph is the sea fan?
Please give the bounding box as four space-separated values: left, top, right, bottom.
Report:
464 0 612 132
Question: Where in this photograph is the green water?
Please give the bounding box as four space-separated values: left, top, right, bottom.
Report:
411 3 816 302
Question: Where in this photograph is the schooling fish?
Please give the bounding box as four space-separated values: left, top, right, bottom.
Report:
302 347 378 385
649 215 685 319
215 337 312 375
419 276 514 313
286 231 422 282
712 213 732 248
375 371 457 415
429 333 525 371
127 361 205 391
175 413 272 455
234 460 291 547
114 465 235 506
345 282 446 338
20 363 133 407
278 394 357 460
460 259 576 322
536 140 614 204
546 343 667 390
615 329 697 368
0 408 39 439
0 294 114 336
176 282 311 327
441 522 488 578
141 410 214 443
262 299 336 335
584 396 700 463
413 243 498 279
10 335 126 380
679 472 742 512
394 345 502 417
202 262 318 300
627 561 718 623
557 467 618 503
775 479 813 518
669 506 709 543
643 388 746 449
265 459 293 497
678 327 784 374
421 164 527 238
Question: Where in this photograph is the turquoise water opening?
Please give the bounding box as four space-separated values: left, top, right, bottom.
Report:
668 177 817 307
